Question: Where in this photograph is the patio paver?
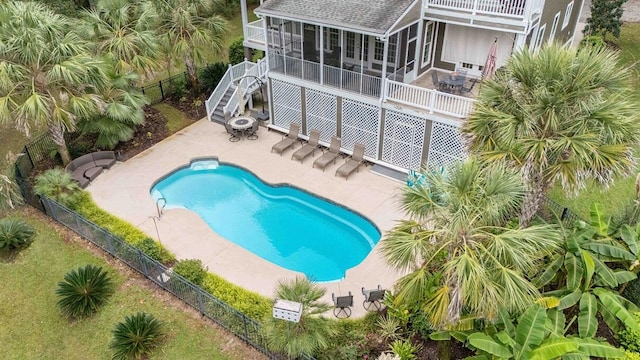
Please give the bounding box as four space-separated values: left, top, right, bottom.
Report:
88 118 407 318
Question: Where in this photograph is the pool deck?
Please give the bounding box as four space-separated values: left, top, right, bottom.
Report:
87 118 408 319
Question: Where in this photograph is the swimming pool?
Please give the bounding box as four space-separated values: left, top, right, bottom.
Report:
150 159 381 282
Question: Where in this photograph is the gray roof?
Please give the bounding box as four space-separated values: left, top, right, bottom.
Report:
255 0 417 35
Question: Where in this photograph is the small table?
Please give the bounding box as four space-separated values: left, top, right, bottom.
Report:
441 74 465 94
228 116 257 139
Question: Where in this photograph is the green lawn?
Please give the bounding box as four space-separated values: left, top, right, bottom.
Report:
547 23 640 219
0 210 256 360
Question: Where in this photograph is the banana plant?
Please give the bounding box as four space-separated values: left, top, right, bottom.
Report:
534 203 639 336
461 304 624 360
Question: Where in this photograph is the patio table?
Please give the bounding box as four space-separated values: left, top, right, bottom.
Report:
440 74 465 94
228 116 257 139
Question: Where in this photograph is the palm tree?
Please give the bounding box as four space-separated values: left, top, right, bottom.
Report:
79 70 148 149
262 277 337 357
152 0 228 91
0 1 110 165
79 0 161 78
379 159 561 329
56 264 114 318
463 43 640 226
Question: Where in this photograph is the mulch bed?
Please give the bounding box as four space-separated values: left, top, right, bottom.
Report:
163 91 209 122
113 105 169 161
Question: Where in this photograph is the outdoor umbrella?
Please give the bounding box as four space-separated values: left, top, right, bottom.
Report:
482 37 498 80
236 80 245 115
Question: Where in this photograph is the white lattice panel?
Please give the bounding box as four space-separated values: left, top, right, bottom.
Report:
382 110 426 170
305 89 337 140
341 99 381 158
272 80 301 128
427 121 466 171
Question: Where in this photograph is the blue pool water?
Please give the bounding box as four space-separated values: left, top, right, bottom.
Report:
150 160 380 281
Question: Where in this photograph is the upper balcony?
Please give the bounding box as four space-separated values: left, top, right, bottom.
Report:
424 0 543 33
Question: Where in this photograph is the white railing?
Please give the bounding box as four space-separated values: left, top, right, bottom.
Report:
245 19 264 44
385 80 475 119
205 65 234 121
425 0 535 18
270 54 382 98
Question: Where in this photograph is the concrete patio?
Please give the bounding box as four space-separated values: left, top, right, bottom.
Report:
87 118 408 319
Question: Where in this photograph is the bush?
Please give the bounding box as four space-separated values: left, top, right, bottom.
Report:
0 217 35 250
72 192 175 264
199 62 228 94
173 259 208 286
228 37 245 65
624 277 640 306
625 351 640 360
202 273 271 320
34 168 83 207
390 339 420 360
618 313 640 352
56 264 114 318
133 237 173 264
110 312 163 360
580 34 607 49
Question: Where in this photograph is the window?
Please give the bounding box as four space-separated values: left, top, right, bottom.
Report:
562 1 573 30
374 36 397 63
421 22 435 67
549 12 560 40
374 39 384 61
322 28 339 50
535 24 546 49
346 32 355 58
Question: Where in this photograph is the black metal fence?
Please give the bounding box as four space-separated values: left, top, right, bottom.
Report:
538 195 584 227
14 132 59 212
40 196 312 360
140 71 191 104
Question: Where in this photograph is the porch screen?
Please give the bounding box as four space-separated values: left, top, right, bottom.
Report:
442 25 513 68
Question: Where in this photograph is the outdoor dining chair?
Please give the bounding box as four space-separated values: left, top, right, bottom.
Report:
362 285 386 311
332 292 354 318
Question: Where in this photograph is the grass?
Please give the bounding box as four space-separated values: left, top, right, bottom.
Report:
153 103 197 133
547 23 640 219
0 210 249 359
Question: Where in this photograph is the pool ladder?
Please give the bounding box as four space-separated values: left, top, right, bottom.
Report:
156 197 166 218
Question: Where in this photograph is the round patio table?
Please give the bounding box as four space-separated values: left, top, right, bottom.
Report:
228 116 255 131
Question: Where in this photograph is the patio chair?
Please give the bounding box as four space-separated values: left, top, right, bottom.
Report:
332 292 353 318
431 71 445 91
460 78 478 95
291 129 321 163
225 122 241 142
312 136 341 171
271 123 300 155
246 119 259 140
335 143 366 180
362 285 386 311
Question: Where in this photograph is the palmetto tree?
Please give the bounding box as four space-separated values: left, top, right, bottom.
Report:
463 43 640 226
80 0 161 78
262 277 337 357
0 1 111 166
153 0 228 91
380 159 562 328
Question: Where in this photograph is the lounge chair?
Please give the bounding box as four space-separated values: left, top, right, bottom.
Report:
312 136 341 171
335 143 366 180
332 292 353 318
291 129 321 163
271 123 300 155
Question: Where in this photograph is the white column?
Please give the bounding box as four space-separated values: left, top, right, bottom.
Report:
380 36 389 101
240 0 249 41
320 25 324 85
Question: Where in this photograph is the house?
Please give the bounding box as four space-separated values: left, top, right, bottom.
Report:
207 0 585 172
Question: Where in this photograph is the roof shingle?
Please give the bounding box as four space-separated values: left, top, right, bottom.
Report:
256 0 417 35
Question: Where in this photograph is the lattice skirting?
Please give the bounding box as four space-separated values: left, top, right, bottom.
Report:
382 110 427 171
305 88 337 140
341 99 380 158
426 121 465 171
271 79 302 130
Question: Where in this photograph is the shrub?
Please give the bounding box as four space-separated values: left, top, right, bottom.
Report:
580 34 607 49
133 237 172 264
199 62 228 94
56 264 114 318
228 37 245 65
618 313 640 352
624 277 640 307
390 339 420 360
202 273 271 320
110 312 163 360
625 351 640 360
173 259 208 286
34 168 83 207
72 192 175 264
0 217 35 250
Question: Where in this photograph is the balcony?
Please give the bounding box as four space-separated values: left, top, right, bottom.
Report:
424 0 542 33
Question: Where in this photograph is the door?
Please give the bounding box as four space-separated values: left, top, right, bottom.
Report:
403 24 419 82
